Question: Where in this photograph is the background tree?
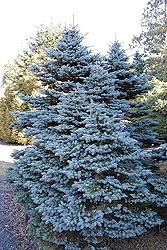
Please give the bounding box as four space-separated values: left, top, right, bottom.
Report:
103 41 158 147
132 0 167 81
163 32 167 81
131 0 167 146
140 77 167 142
0 23 61 144
132 51 149 78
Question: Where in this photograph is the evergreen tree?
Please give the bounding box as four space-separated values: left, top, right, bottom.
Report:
132 51 149 77
9 66 167 249
141 77 167 141
28 23 62 60
105 42 150 100
103 41 158 147
0 23 61 144
31 25 98 87
14 25 98 138
132 0 167 81
163 32 167 81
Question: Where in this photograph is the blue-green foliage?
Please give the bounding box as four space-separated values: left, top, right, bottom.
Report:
9 30 167 249
104 42 151 99
103 41 158 147
13 26 98 138
31 25 98 87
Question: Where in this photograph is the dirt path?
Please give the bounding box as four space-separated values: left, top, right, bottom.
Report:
0 173 17 250
0 142 37 250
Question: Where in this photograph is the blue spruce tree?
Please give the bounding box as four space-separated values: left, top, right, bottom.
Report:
13 25 98 138
103 41 159 147
9 63 167 249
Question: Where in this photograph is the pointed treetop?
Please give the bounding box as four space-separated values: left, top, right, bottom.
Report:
73 14 75 26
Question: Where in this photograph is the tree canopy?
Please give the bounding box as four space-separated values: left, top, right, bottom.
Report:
132 0 167 81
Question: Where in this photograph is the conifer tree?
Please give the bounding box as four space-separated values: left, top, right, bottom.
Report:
132 0 167 81
103 41 158 147
141 77 167 142
9 65 167 249
0 23 61 144
14 25 98 138
132 51 148 78
31 25 98 87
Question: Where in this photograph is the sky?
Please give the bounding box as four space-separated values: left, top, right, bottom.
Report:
0 0 148 82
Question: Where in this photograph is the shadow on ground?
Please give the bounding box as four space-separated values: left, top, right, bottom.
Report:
0 161 16 250
0 161 13 176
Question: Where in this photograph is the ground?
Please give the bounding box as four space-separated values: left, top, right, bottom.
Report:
0 142 37 250
0 141 167 250
0 172 16 250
